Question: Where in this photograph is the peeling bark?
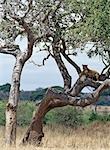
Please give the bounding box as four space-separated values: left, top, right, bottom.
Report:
21 78 110 145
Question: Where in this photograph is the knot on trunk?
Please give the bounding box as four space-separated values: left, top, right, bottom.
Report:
6 103 16 111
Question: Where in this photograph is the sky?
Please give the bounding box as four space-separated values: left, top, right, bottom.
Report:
0 52 104 91
0 38 105 91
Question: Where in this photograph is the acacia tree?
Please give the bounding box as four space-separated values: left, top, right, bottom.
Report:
0 0 75 145
21 0 110 145
0 0 57 145
0 0 110 146
0 1 36 145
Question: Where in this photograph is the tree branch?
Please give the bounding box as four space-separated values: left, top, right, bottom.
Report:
29 54 51 67
41 78 108 108
61 39 81 74
0 45 20 56
21 79 110 145
52 42 72 92
10 16 35 61
66 76 101 96
22 0 33 19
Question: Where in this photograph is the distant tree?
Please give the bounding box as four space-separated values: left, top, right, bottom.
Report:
0 83 11 92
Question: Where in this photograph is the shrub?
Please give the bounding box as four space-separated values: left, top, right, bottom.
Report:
0 101 6 125
44 106 83 128
17 101 36 126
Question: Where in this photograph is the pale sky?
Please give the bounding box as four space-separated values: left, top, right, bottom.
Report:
0 37 105 90
0 52 104 90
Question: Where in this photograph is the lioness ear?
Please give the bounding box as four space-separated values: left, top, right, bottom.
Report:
82 65 88 69
82 64 88 67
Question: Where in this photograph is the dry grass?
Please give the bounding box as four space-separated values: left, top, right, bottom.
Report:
1 122 110 150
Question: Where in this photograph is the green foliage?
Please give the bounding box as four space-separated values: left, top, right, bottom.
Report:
0 101 36 126
0 101 110 126
0 83 11 92
0 85 64 101
101 89 110 96
69 0 110 44
17 101 36 126
44 107 84 128
88 111 110 122
85 0 110 42
88 111 100 122
30 88 47 101
0 101 6 125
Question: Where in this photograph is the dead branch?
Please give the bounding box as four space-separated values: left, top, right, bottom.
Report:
29 54 50 67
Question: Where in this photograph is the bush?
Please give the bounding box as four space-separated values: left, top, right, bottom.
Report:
88 111 100 122
0 101 110 127
17 101 36 126
0 101 6 125
44 106 83 128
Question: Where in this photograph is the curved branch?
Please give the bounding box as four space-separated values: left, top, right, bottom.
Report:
62 52 81 74
22 0 33 19
52 40 72 92
67 76 101 96
29 54 51 67
21 79 110 145
10 16 35 61
61 38 81 74
101 64 110 75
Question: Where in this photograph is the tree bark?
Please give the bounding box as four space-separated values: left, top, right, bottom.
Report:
61 38 81 75
2 14 35 145
52 38 72 92
21 78 110 145
5 54 24 145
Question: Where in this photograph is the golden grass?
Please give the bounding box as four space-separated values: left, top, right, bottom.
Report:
1 122 110 150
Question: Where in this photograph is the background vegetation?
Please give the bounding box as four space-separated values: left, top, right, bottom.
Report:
0 83 110 127
0 83 110 105
0 101 110 127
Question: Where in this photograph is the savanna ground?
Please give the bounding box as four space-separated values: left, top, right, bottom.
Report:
0 101 110 150
0 123 110 150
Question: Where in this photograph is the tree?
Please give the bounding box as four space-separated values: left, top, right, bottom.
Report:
0 0 43 145
0 0 110 146
21 0 110 145
0 0 74 145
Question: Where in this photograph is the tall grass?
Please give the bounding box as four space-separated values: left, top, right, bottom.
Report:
0 101 110 149
0 122 110 150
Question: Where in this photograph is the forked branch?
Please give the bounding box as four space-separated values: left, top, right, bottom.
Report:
61 38 81 74
21 78 110 145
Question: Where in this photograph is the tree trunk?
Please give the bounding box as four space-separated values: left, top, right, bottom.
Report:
5 56 24 145
21 95 51 145
0 12 35 145
21 79 110 145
